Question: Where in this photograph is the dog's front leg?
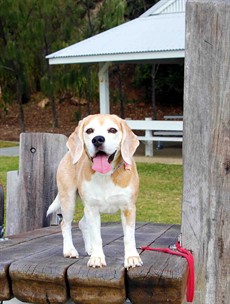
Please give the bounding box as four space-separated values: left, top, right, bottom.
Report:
121 207 143 268
84 206 106 267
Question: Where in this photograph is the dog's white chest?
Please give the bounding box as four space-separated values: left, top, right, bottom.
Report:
80 173 132 213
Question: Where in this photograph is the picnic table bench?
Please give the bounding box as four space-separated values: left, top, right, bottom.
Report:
0 222 188 304
126 118 183 156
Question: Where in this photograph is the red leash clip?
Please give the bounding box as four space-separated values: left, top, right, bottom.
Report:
141 242 194 302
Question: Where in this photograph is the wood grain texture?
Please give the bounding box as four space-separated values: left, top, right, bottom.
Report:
10 250 76 304
0 223 187 303
0 261 13 300
68 222 126 304
127 225 187 304
68 258 126 304
182 0 230 303
6 133 67 235
6 171 20 235
0 225 65 300
0 184 4 227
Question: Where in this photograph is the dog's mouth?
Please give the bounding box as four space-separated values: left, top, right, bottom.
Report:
92 151 116 174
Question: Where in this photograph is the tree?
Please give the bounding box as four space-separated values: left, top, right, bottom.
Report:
0 0 36 131
125 0 158 20
34 0 84 127
0 0 85 129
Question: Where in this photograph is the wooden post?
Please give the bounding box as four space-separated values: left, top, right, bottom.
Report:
145 117 154 157
0 185 4 237
6 133 67 235
6 171 20 235
181 0 230 303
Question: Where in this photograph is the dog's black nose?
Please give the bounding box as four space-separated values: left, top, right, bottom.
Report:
92 136 105 148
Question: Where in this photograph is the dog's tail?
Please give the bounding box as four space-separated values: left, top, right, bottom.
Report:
47 194 61 216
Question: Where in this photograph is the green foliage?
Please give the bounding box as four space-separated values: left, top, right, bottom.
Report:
0 0 154 108
97 0 126 30
134 64 184 105
126 0 158 19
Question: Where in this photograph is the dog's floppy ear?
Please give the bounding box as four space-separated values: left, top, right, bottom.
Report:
121 120 139 167
66 120 84 164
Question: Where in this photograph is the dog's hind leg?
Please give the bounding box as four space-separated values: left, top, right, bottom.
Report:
79 215 92 255
60 191 79 258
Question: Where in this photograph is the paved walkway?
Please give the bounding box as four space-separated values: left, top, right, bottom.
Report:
0 146 19 157
0 142 182 164
135 142 182 165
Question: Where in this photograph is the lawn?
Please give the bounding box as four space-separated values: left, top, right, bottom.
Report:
0 157 183 225
0 141 19 148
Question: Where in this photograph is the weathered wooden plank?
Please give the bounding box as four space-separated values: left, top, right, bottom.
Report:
182 0 230 303
104 223 175 258
68 223 144 304
6 133 67 235
68 258 126 304
6 171 20 235
0 226 67 300
1 223 186 303
0 261 12 300
10 249 77 304
127 252 188 304
127 225 187 304
0 184 4 235
68 222 126 304
6 223 125 303
0 225 61 249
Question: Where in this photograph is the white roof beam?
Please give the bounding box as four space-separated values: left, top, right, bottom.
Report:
47 50 184 65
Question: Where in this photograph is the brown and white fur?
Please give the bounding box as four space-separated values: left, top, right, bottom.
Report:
47 114 143 268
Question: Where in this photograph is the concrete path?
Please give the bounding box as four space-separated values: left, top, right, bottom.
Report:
0 146 19 157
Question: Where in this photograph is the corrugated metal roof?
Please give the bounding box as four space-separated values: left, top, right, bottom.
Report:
47 0 185 64
141 0 185 17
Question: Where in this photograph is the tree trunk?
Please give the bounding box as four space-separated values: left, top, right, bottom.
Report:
151 64 159 120
117 65 125 119
87 65 91 115
47 65 58 128
17 78 25 133
51 96 58 128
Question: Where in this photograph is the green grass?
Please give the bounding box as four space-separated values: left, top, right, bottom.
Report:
0 157 19 191
0 141 19 148
0 157 182 225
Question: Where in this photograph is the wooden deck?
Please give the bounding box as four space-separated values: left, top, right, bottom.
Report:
0 223 188 304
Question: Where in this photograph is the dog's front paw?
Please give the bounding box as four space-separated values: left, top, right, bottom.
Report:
125 255 143 268
63 246 79 258
87 255 107 268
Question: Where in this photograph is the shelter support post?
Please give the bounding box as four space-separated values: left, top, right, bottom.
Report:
145 117 154 157
181 0 230 303
98 62 111 114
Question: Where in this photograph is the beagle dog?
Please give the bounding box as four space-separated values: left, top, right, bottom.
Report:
47 114 143 268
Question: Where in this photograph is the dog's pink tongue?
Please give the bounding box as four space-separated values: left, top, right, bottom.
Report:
92 154 112 174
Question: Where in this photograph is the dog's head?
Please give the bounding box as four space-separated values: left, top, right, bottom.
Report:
67 114 139 173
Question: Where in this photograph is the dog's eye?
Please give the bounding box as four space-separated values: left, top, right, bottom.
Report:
86 128 94 134
108 128 117 134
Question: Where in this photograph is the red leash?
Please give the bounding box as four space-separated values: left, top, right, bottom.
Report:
141 242 194 302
